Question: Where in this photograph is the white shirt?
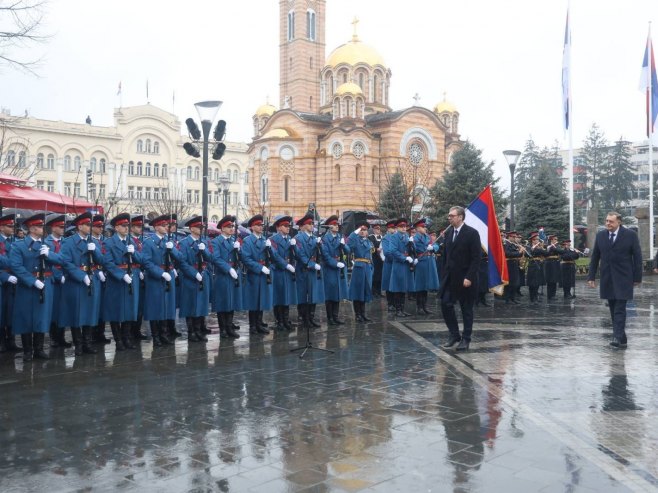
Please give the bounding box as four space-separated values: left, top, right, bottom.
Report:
609 227 620 243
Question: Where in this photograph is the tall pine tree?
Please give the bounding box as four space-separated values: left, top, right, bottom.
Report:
599 138 635 213
425 141 507 229
376 172 412 220
517 163 569 238
580 123 608 214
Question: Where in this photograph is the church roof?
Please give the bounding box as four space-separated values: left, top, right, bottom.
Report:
365 110 405 124
297 112 332 124
326 39 386 68
255 103 277 117
335 82 363 96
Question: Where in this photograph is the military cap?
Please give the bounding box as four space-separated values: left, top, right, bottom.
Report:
110 213 131 227
72 211 92 226
396 218 409 227
130 214 144 226
150 215 171 227
296 214 314 227
356 220 369 230
528 231 539 240
0 213 16 226
218 215 236 228
273 215 293 228
385 220 396 229
247 214 264 227
92 214 105 227
45 213 66 228
413 218 427 229
323 215 339 226
23 212 46 228
548 234 557 240
185 215 205 229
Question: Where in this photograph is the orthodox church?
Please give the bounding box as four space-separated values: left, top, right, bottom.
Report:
247 0 462 219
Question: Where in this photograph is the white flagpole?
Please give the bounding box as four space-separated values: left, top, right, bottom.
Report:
649 23 654 259
565 2 574 244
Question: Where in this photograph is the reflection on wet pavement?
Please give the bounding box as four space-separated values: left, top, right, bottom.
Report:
1 280 657 492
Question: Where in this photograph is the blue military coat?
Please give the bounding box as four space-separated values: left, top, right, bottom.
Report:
142 234 182 321
0 253 7 322
321 233 350 301
387 232 415 293
295 232 325 304
132 234 146 320
177 235 211 318
210 235 243 312
380 233 394 292
45 234 66 324
102 233 142 322
59 235 105 328
270 232 298 306
240 234 273 311
0 235 16 328
347 232 374 302
413 233 439 291
9 236 63 334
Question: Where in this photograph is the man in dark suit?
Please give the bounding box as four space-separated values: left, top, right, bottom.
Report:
439 206 481 351
587 211 642 348
369 224 384 297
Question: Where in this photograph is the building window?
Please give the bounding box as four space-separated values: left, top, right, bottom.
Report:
244 171 249 184
194 190 200 203
145 162 151 176
408 141 425 166
153 163 159 177
74 183 81 197
37 153 44 168
99 184 105 198
18 151 26 168
372 167 377 183
128 161 135 175
145 187 151 200
186 166 192 180
335 164 341 182
161 164 167 177
63 155 71 171
355 164 360 182
232 192 238 205
153 141 159 154
287 11 295 41
244 193 249 206
353 141 365 159
145 139 151 153
64 182 72 196
153 188 160 200
137 161 143 175
5 150 15 166
194 166 200 181
46 154 54 170
47 181 55 192
36 180 44 190
260 174 268 202
136 187 143 199
307 9 316 41
99 158 106 173
232 170 238 182
283 176 290 202
74 156 81 171
211 215 218 223
137 140 143 153
359 73 364 90
331 142 343 159
90 157 97 172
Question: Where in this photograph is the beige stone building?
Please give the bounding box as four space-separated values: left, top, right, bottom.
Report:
248 0 463 220
0 105 249 223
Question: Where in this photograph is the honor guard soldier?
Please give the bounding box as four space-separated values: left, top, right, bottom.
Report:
347 220 374 322
525 232 547 303
502 232 522 304
59 212 106 356
45 214 71 348
412 218 439 314
129 215 148 341
544 235 563 301
388 218 416 317
9 213 63 360
560 239 580 298
295 214 325 329
178 216 212 343
142 215 182 346
241 215 274 335
0 213 20 353
269 215 297 331
165 215 182 339
91 214 111 344
369 224 384 297
321 215 350 325
102 213 141 351
210 215 241 339
380 220 397 311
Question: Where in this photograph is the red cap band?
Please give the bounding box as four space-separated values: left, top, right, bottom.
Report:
93 221 103 227
251 220 263 226
115 219 129 226
50 221 65 228
327 219 338 225
25 219 44 227
278 221 290 227
0 220 14 226
189 221 203 228
220 220 234 228
131 220 143 226
76 218 91 226
301 218 313 226
152 219 168 227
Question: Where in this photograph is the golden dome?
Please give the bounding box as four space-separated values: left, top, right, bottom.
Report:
262 128 290 139
434 94 457 114
255 103 276 117
327 39 386 68
335 82 363 96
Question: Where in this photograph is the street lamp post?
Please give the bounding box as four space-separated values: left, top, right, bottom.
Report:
503 150 521 231
216 173 231 218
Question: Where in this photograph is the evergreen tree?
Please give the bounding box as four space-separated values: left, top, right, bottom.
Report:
599 138 635 212
376 172 411 220
514 137 543 209
517 164 569 238
580 123 608 212
425 141 507 229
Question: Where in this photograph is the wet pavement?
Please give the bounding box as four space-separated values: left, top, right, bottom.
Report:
1 279 657 492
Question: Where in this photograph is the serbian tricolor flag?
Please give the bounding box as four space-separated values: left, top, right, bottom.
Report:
465 185 508 295
639 32 658 136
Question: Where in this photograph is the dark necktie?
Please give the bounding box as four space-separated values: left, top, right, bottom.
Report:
609 233 615 245
453 229 459 241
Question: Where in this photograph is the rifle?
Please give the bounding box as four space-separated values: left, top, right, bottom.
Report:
163 214 172 292
337 229 346 280
231 234 242 288
408 233 417 272
288 235 296 282
263 219 272 285
86 227 94 297
197 223 205 292
126 233 134 296
38 210 47 304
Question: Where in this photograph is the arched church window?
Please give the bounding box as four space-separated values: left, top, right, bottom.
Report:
353 142 365 159
260 174 269 202
408 141 426 166
137 140 143 153
359 73 364 90
283 176 290 202
331 142 343 159
355 164 360 182
309 96 313 110
145 139 152 153
307 10 316 41
287 11 295 41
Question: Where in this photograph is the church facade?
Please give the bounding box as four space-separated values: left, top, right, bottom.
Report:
247 0 462 220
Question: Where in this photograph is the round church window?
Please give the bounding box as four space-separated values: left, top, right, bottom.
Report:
331 142 343 159
353 142 365 159
280 146 294 161
408 142 425 166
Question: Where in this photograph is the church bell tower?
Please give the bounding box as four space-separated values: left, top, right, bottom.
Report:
279 0 326 113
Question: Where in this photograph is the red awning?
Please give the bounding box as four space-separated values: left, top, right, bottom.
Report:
0 184 102 214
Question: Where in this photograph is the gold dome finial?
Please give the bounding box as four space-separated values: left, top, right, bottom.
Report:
351 16 359 41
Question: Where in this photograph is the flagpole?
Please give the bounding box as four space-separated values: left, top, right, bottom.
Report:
649 22 654 259
564 2 574 244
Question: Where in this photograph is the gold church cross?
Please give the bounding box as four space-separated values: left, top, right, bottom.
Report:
352 16 359 41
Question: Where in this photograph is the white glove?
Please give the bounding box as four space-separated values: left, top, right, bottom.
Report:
380 252 385 262
337 262 345 269
123 274 132 284
172 268 178 278
34 279 45 290
316 237 322 244
340 237 345 245
289 238 296 246
286 264 295 273
61 275 66 284
314 264 321 271
87 243 96 251
7 275 17 284
40 245 49 257
229 268 238 279
408 237 414 243
98 271 106 282
413 259 419 265
139 272 144 280
198 243 205 251
83 275 91 286
427 244 434 252
405 256 413 263
126 244 135 254
195 272 203 282
265 239 272 247
162 272 172 282
261 266 270 275
165 241 174 249
233 241 241 249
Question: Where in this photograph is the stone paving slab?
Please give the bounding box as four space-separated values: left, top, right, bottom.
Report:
1 279 657 491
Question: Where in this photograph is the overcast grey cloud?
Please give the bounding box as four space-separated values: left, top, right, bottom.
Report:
2 0 658 187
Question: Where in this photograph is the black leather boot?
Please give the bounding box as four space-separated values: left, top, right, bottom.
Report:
332 301 345 325
82 328 98 354
249 311 259 335
58 328 72 348
158 321 173 345
121 322 136 349
21 334 33 361
354 301 364 322
49 324 60 348
256 311 270 334
200 317 211 334
326 302 338 326
282 306 294 331
71 327 83 355
110 322 125 351
132 319 149 341
33 333 49 359
217 312 228 338
275 306 286 331
97 323 111 344
187 317 200 342
309 304 321 328
226 312 240 338
168 319 182 338
150 321 161 347
195 317 208 342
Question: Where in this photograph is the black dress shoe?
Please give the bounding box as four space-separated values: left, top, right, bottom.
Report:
456 339 470 351
443 336 461 348
395 310 408 318
609 337 621 348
